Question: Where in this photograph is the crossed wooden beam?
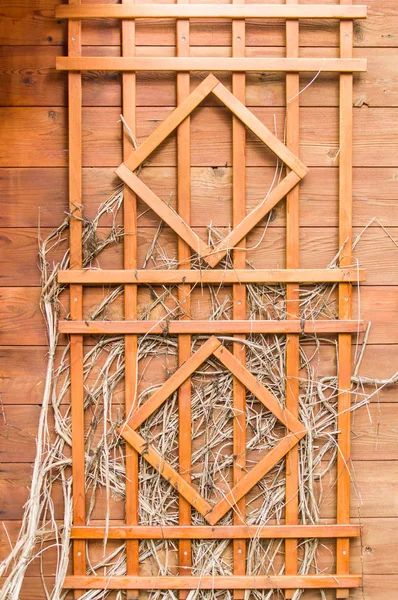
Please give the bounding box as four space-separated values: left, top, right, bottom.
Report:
115 74 308 268
119 336 307 526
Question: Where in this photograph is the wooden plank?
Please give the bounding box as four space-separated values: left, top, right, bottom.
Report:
12 576 397 599
3 107 398 169
7 400 398 464
6 517 398 576
57 320 367 335
120 425 213 518
56 4 367 20
56 56 368 73
63 575 362 589
336 8 354 598
231 10 247 596
69 524 361 539
9 225 398 287
176 6 192 592
7 285 398 346
3 47 398 110
284 2 300 595
3 1 397 49
126 337 221 430
57 268 366 285
121 2 139 596
67 2 85 595
4 461 398 523
2 167 398 229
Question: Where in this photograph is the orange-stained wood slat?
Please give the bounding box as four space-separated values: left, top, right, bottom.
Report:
336 3 355 598
62 575 362 590
204 172 302 267
176 8 192 590
70 524 362 539
58 320 367 335
56 57 367 73
67 2 86 596
284 1 300 596
232 10 247 594
57 268 366 285
116 165 209 256
56 4 367 19
121 1 139 596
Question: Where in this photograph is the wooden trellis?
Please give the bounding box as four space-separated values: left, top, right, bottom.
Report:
56 0 367 596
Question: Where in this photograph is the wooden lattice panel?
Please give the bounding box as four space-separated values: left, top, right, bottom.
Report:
57 1 367 596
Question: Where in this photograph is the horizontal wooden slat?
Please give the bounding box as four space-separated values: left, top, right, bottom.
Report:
63 574 361 589
3 460 398 522
2 576 396 600
57 268 366 285
3 344 397 407
2 0 396 49
2 47 397 110
5 401 398 463
3 107 398 168
57 319 366 335
6 575 398 600
2 285 396 346
69 524 361 539
0 225 394 286
1 168 397 229
56 4 367 20
56 56 368 73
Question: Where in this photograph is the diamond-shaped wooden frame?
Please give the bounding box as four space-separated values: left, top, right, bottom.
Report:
119 336 307 526
116 74 308 268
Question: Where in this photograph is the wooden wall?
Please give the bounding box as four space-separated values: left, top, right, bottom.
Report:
1 0 398 597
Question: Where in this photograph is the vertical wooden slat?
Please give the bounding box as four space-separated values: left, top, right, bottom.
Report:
232 5 247 598
68 1 85 597
176 2 192 596
122 1 139 598
336 2 353 598
284 1 300 598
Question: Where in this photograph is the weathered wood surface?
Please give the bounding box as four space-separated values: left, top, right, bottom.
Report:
2 106 398 167
1 344 396 406
1 0 398 48
2 167 398 228
0 226 395 286
0 517 396 592
1 46 397 108
0 284 397 346
2 401 398 464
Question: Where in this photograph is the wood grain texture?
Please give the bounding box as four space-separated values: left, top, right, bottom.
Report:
2 167 398 229
2 47 398 109
284 4 300 594
3 344 398 407
3 106 398 168
56 4 367 20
